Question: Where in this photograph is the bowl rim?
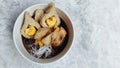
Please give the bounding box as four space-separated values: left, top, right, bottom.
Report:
13 3 74 64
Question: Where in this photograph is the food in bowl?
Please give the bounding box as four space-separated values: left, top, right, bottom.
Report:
20 2 68 59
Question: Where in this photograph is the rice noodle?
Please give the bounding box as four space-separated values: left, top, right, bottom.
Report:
30 45 53 58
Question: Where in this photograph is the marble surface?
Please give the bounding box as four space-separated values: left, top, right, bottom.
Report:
0 0 120 68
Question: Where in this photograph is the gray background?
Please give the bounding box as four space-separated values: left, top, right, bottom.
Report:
0 0 120 68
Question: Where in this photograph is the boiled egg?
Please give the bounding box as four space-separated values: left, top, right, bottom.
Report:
25 25 36 36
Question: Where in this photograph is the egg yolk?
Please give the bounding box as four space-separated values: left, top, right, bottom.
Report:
38 41 44 46
54 23 58 29
25 25 36 36
46 16 57 27
35 40 44 46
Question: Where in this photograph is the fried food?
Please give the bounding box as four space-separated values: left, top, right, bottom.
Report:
41 33 52 45
21 12 40 39
34 27 51 40
34 9 44 22
52 27 67 48
21 2 68 59
40 2 60 28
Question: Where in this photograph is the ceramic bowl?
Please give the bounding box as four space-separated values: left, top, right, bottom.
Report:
13 4 74 63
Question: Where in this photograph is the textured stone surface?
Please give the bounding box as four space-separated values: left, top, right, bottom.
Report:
0 0 120 68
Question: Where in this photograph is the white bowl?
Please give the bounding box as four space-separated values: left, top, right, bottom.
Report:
13 4 74 63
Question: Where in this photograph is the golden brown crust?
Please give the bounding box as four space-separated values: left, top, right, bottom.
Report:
51 27 67 48
21 12 40 39
40 2 60 27
41 33 52 45
34 27 51 40
34 9 44 22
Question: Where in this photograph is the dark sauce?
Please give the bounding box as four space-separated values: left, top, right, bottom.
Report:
22 18 69 59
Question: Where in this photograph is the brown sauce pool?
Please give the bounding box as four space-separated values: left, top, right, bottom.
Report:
22 19 69 59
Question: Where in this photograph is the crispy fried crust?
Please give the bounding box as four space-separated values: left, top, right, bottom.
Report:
34 9 44 22
34 27 51 40
40 2 60 27
21 12 40 39
51 27 67 48
41 33 52 45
